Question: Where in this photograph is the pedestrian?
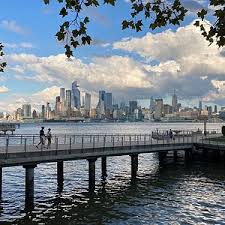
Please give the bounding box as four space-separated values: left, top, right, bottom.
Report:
46 128 52 149
36 127 45 149
169 129 173 140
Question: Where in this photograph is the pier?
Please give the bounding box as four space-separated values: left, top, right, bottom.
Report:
0 131 222 210
0 123 20 135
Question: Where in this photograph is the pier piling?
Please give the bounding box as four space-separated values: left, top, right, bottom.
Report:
101 157 107 180
23 164 37 210
88 157 97 192
57 161 64 192
130 154 138 179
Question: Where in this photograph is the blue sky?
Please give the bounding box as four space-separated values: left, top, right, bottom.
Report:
0 0 224 112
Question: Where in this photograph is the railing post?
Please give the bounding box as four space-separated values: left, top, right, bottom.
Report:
112 136 114 148
69 137 72 154
129 136 131 149
82 136 84 150
144 135 146 145
93 136 95 150
122 136 124 147
64 134 66 144
73 135 76 144
21 135 23 145
56 138 58 155
33 135 35 145
24 138 27 156
103 136 106 149
5 138 9 158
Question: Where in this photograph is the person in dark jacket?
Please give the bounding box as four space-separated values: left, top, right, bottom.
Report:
36 127 45 149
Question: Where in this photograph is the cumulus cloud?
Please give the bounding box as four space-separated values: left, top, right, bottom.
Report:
0 86 9 93
4 42 34 49
4 19 225 111
0 20 27 35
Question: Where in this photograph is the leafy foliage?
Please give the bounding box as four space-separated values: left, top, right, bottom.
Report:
43 0 188 57
0 43 6 72
194 1 225 47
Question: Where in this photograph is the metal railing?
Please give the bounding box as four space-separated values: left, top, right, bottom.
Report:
0 131 217 158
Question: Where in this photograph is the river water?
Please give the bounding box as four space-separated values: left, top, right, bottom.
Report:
1 122 225 225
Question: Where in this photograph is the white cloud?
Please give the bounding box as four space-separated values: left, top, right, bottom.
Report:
0 86 9 93
4 42 34 49
4 20 225 111
0 20 27 35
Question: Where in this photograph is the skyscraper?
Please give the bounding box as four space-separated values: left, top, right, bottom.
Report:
214 105 217 113
22 104 32 118
60 88 65 102
72 81 81 110
55 96 61 113
65 90 72 110
129 101 138 114
105 92 112 112
150 96 155 112
41 105 45 119
155 99 163 119
84 93 91 116
96 90 106 118
172 91 178 113
199 101 202 110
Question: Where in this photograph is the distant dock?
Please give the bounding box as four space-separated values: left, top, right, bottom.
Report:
0 122 20 134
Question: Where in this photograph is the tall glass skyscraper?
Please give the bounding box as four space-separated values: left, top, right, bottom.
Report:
72 81 81 110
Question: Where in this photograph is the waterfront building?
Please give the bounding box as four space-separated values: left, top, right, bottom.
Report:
163 104 172 115
55 96 61 113
199 101 202 110
150 96 155 112
105 93 112 111
129 101 138 114
22 104 32 119
32 110 38 119
154 99 163 120
84 93 91 117
72 81 81 110
46 102 51 119
96 90 106 118
60 88 65 112
172 91 178 113
214 105 217 113
41 105 45 119
65 90 72 110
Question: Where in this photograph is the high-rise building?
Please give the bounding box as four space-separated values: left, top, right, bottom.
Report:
129 101 138 114
150 96 155 112
172 91 178 113
199 101 202 110
72 81 81 110
164 104 172 115
55 96 61 113
46 102 51 119
154 99 163 119
60 87 65 112
41 105 45 119
32 110 38 119
60 88 65 102
96 90 106 118
105 93 112 112
84 93 91 116
214 105 217 113
65 90 72 110
22 104 32 118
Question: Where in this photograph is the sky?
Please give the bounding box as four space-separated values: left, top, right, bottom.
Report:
0 0 225 113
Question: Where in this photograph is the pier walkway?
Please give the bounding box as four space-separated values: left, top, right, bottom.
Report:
0 131 223 210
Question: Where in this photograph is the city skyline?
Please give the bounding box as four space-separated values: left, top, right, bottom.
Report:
1 1 225 113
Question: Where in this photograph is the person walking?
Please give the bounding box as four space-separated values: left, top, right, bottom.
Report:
46 128 52 149
169 129 173 140
36 127 45 149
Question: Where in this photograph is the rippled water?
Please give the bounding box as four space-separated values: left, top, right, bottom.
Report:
1 122 225 224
